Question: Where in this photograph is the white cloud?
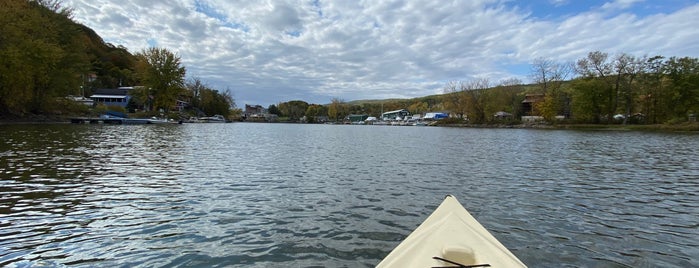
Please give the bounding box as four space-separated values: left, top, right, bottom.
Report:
549 0 569 7
64 0 699 106
601 0 644 12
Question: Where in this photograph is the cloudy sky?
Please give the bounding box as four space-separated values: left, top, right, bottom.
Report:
65 0 699 107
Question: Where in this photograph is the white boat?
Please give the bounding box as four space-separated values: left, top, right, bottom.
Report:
98 114 180 124
198 114 226 123
377 195 527 268
144 117 180 124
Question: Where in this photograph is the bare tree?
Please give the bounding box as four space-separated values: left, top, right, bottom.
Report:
531 57 572 93
620 54 647 124
327 98 345 122
35 0 73 17
577 51 649 123
576 51 615 121
576 51 612 78
461 78 490 123
530 58 572 120
496 78 525 118
498 77 522 87
443 81 467 119
185 77 207 108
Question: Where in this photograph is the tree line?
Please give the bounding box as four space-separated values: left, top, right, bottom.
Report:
518 52 698 124
0 0 236 119
571 52 698 124
272 52 698 125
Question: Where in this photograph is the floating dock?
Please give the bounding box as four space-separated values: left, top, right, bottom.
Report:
70 117 180 124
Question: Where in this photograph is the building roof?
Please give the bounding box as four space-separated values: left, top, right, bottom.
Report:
522 94 545 103
93 88 131 96
90 94 128 99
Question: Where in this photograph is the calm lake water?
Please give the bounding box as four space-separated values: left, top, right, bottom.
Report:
0 123 697 267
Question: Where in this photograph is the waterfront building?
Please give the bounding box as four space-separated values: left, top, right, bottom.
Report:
381 109 410 120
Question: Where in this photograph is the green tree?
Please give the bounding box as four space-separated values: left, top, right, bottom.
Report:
618 54 646 124
268 104 281 116
199 88 235 117
135 47 186 112
182 78 236 117
83 38 138 90
0 0 89 115
575 51 647 123
278 100 309 121
663 56 699 120
569 78 607 123
576 51 614 122
305 104 328 123
637 56 666 123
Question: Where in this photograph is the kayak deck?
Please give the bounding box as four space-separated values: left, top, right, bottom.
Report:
376 195 527 267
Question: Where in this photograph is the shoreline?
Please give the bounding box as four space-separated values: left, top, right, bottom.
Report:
438 122 699 132
2 116 698 132
0 115 71 125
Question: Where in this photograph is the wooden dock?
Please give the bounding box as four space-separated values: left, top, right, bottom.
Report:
70 117 181 125
70 117 126 124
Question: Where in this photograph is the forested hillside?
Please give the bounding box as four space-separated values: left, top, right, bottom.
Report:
0 0 137 117
0 0 236 119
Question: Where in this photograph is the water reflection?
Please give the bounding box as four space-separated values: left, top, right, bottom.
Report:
0 124 697 267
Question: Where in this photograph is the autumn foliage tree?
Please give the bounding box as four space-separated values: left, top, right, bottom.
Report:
327 98 347 122
530 58 572 121
134 47 186 112
442 81 469 119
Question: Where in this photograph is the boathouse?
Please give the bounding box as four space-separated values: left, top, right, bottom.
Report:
382 109 410 120
90 87 134 108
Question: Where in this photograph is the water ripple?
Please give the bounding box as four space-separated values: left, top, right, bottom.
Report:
0 124 697 267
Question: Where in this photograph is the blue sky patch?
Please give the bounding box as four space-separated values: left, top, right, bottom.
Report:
146 38 157 47
194 0 227 21
194 0 249 31
513 0 697 20
285 29 302 38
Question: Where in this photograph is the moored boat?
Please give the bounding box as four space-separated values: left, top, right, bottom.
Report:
70 114 181 124
198 114 226 123
377 195 527 267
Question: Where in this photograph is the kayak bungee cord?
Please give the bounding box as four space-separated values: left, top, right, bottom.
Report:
431 256 491 268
